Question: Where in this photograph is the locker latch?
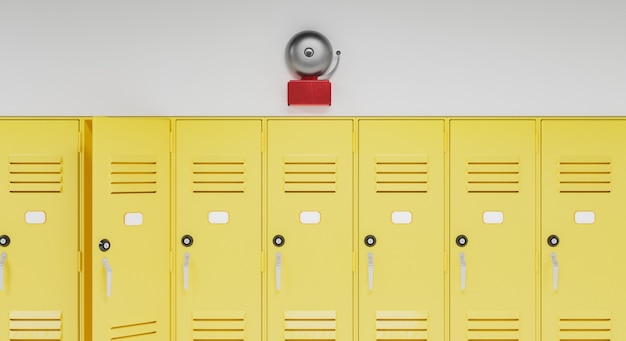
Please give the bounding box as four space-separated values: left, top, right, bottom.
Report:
183 252 190 290
275 253 282 290
551 252 559 290
102 258 112 297
459 252 467 290
0 252 6 290
367 252 374 290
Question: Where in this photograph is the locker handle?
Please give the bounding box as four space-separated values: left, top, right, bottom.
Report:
0 252 6 290
551 252 558 290
183 252 190 290
368 252 374 290
275 252 282 290
459 252 466 290
102 258 112 298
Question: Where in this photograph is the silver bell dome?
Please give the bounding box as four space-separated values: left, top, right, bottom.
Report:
286 30 334 77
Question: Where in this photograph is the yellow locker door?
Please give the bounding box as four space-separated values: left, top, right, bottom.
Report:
358 119 444 341
175 119 262 341
542 119 626 341
267 119 353 341
449 120 536 341
90 118 170 341
0 120 80 341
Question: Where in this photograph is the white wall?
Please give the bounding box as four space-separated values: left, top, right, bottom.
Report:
1 0 625 116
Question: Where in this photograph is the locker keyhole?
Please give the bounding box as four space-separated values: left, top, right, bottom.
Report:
273 235 285 247
181 235 194 247
547 235 559 247
99 239 111 252
0 235 10 247
364 235 377 247
456 235 468 247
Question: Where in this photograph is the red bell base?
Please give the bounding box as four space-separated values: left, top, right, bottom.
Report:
288 80 331 106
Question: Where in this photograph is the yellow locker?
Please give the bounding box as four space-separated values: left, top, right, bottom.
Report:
358 119 444 341
267 119 353 341
542 119 626 340
0 120 80 341
89 118 170 341
449 120 536 340
175 119 262 341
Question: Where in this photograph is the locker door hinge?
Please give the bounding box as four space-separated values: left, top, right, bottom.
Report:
169 251 174 273
352 251 356 272
261 131 265 153
77 251 82 272
78 131 83 153
444 250 448 273
444 127 449 154
352 131 356 153
169 131 174 153
261 251 266 272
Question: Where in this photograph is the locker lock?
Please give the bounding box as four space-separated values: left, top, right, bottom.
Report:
364 235 377 247
456 235 468 247
99 239 111 252
273 235 285 247
547 235 559 247
0 235 9 247
181 235 194 247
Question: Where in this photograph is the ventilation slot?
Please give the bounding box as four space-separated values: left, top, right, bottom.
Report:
376 310 428 340
9 155 63 193
111 320 157 340
284 155 337 193
9 310 62 341
192 156 245 193
375 155 428 193
466 157 520 193
559 311 611 341
192 311 245 341
110 156 157 194
559 156 611 193
284 310 336 341
467 311 519 341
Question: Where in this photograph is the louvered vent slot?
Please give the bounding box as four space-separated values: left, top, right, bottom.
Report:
284 311 336 341
192 156 245 193
10 310 62 341
284 155 337 193
192 311 244 341
375 155 428 193
559 156 611 193
559 311 611 341
111 320 156 340
376 310 428 340
9 155 63 193
466 157 520 193
467 311 519 341
110 156 157 194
